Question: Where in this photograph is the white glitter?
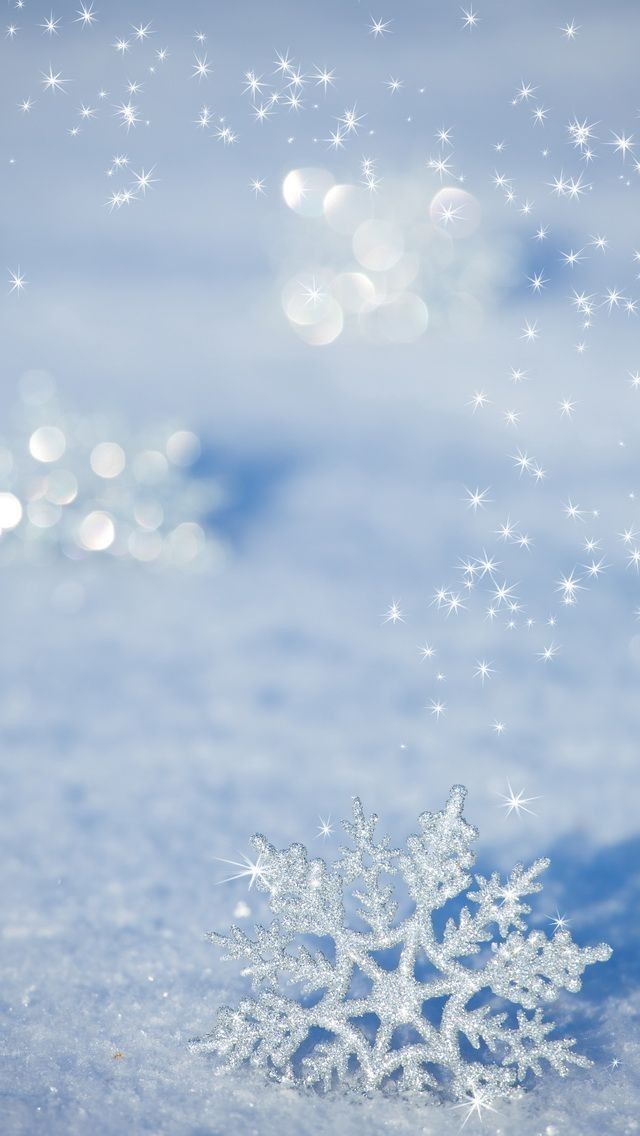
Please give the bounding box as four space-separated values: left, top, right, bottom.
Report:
192 786 611 1102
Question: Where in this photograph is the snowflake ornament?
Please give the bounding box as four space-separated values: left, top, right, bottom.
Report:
193 786 611 1103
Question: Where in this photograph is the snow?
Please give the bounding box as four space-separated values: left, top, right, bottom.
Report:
1 552 638 1132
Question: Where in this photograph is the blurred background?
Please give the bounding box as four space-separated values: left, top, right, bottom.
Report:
1 1 639 1132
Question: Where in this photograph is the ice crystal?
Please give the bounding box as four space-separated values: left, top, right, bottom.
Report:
193 786 611 1102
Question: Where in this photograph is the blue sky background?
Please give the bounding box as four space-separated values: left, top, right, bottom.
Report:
1 1 639 1132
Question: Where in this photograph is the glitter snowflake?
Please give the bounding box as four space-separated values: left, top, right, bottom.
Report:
193 786 611 1102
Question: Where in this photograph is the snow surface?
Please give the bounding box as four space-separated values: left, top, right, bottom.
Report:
1 548 638 1134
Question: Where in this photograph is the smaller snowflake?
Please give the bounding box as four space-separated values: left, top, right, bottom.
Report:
192 787 611 1105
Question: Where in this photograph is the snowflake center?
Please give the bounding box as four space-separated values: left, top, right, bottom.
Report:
371 969 424 1026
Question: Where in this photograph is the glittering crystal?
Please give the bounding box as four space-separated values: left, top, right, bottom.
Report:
193 786 611 1103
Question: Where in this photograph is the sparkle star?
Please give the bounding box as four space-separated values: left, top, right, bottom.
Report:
560 19 580 39
299 276 325 306
215 852 270 889
382 600 405 624
419 643 436 661
75 3 97 27
195 105 212 129
464 486 492 511
538 642 560 661
528 270 548 293
590 234 609 253
609 130 635 160
437 201 465 226
451 1087 498 1127
556 570 584 604
561 248 585 268
40 12 62 36
460 5 480 30
428 155 455 181
496 516 519 541
467 390 491 412
368 16 393 37
559 398 577 417
41 65 70 94
445 593 467 617
603 287 623 311
509 367 528 383
564 499 586 522
339 104 365 134
474 659 495 684
515 81 538 103
132 166 157 194
547 908 571 933
520 319 539 342
512 448 533 476
113 101 140 131
582 556 609 578
8 267 27 295
312 66 336 91
325 127 345 150
492 579 519 607
192 53 213 81
498 781 541 818
316 816 333 839
131 21 153 41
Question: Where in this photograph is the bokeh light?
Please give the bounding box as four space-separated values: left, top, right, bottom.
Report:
323 184 371 235
429 187 481 239
353 219 405 272
133 449 169 485
29 426 66 463
0 491 23 530
167 521 206 566
90 441 126 479
330 272 377 314
166 430 201 467
134 499 164 531
280 171 498 346
282 272 344 345
365 291 429 343
128 530 163 563
0 380 227 570
78 510 116 552
27 500 62 529
45 470 78 506
282 168 335 217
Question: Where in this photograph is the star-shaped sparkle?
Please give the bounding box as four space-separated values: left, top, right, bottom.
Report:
497 782 541 818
